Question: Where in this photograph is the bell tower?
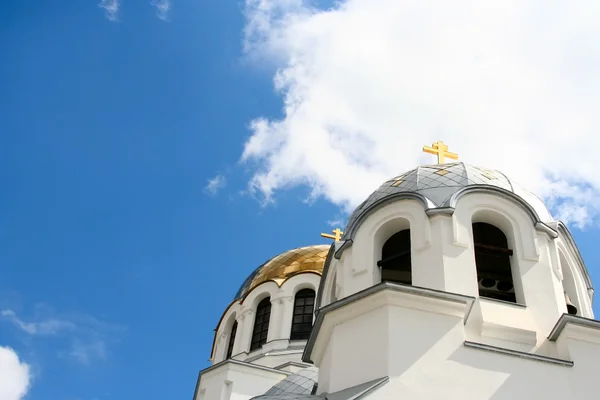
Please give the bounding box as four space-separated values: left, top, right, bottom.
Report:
305 142 599 398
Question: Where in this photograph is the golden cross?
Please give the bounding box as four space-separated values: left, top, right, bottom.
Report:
321 228 344 242
423 141 459 164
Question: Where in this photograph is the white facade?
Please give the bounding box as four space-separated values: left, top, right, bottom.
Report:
194 270 320 400
310 288 600 398
194 163 600 400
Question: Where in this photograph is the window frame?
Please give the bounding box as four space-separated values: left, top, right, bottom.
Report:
472 222 516 303
226 320 237 359
378 229 412 285
250 297 271 351
290 289 316 341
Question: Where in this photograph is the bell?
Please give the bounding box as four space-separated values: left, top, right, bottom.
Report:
564 292 578 315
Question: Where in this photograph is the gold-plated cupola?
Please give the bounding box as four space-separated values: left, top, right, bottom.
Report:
235 245 329 300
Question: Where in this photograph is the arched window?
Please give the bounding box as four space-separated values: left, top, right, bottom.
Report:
290 289 315 340
560 252 579 315
378 229 411 285
564 292 578 315
226 321 237 359
250 297 271 351
473 222 516 303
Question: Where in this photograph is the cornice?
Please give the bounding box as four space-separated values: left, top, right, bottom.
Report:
304 282 475 364
192 359 291 400
548 313 600 342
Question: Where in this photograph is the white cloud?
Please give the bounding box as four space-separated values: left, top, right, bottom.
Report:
327 218 346 228
1 309 75 335
151 0 171 21
99 0 119 21
240 0 600 228
1 308 122 365
205 175 226 195
67 340 107 366
0 346 31 400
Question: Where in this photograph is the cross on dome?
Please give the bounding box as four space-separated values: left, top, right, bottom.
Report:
321 228 344 242
423 140 459 164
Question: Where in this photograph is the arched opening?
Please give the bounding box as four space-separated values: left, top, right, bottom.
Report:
473 222 516 303
290 289 315 340
560 252 580 316
226 321 237 359
377 229 411 285
250 297 271 351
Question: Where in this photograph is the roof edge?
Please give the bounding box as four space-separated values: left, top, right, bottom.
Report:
304 282 475 363
548 313 600 341
193 359 292 400
445 185 543 224
234 244 331 301
342 192 433 240
556 222 594 295
315 243 336 312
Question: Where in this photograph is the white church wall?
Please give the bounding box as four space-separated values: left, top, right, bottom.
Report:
277 273 320 340
367 344 575 400
196 362 288 400
563 339 600 399
320 260 338 306
203 182 599 400
459 194 575 342
198 158 600 400
323 249 346 304
250 350 306 368
310 287 473 394
212 303 241 364
275 363 310 373
237 281 279 357
451 193 568 348
320 305 390 394
331 192 575 353
343 199 431 298
214 312 239 362
366 336 600 400
429 214 479 298
311 287 600 399
560 251 583 315
317 337 334 394
453 194 540 301
556 239 594 318
212 272 321 367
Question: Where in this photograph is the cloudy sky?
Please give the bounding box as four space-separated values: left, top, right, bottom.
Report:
2 1 600 399
241 0 600 226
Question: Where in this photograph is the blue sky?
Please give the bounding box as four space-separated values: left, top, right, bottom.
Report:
0 1 340 399
2 1 600 400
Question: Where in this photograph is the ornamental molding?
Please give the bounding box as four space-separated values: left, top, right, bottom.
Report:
239 307 254 319
272 295 294 305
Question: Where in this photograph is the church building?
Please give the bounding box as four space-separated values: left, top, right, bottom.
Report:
193 142 600 399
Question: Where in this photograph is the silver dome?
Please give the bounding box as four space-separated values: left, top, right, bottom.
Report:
250 367 319 400
342 162 552 240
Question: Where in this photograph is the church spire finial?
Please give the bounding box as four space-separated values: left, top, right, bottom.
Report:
321 228 343 242
423 140 459 164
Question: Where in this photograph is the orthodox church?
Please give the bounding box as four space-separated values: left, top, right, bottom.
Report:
193 142 600 400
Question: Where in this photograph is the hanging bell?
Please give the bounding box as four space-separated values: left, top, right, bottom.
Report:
564 292 578 315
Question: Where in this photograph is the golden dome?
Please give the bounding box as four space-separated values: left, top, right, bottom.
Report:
234 245 330 300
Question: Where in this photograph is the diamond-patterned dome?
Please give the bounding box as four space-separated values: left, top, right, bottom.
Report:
250 366 319 400
343 162 552 239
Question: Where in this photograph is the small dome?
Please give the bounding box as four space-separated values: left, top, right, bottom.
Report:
343 162 552 239
234 245 330 300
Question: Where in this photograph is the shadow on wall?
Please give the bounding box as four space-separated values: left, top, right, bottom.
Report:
448 345 572 399
374 334 578 399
